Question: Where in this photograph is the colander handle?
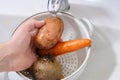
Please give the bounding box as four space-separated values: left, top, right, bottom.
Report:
80 18 93 37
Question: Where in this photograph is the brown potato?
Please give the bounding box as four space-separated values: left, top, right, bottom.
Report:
32 56 62 80
35 16 64 49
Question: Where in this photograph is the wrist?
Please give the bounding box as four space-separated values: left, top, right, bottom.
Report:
6 41 18 71
0 43 10 71
0 42 14 71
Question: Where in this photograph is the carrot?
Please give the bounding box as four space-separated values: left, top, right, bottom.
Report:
38 38 91 57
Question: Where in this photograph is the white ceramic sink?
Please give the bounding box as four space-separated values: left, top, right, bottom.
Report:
0 0 120 80
0 15 27 42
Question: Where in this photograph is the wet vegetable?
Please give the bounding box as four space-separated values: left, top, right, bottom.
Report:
35 16 64 49
32 55 62 80
39 38 91 57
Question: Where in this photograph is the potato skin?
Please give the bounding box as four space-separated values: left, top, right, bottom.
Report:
32 57 62 80
35 16 64 49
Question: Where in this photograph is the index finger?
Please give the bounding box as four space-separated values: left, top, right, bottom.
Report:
20 19 45 32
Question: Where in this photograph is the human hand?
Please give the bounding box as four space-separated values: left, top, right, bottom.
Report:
7 19 45 71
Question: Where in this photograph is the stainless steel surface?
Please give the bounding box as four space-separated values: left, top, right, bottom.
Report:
47 0 70 14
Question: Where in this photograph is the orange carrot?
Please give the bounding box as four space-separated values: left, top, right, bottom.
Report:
39 38 91 57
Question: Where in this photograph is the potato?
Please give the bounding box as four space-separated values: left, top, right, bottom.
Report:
35 16 64 49
32 56 62 80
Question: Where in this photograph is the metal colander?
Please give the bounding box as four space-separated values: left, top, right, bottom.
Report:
5 11 92 80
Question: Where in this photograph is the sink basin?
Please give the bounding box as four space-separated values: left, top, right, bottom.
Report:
0 0 120 80
0 14 27 42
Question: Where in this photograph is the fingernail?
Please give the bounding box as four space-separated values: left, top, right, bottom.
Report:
32 28 38 35
40 20 45 24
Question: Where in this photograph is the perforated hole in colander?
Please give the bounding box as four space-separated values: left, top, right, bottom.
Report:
56 52 78 77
